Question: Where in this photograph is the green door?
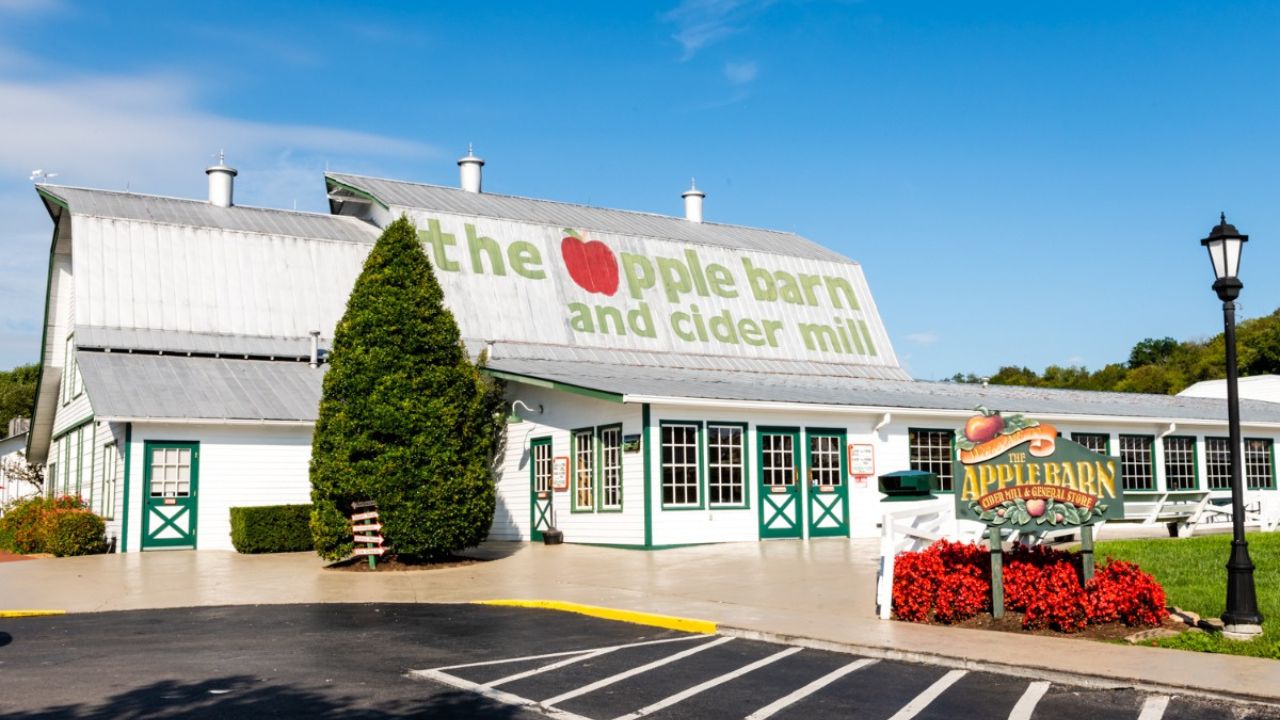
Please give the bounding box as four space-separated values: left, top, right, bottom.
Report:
529 438 553 541
807 429 850 537
140 441 199 550
758 428 803 539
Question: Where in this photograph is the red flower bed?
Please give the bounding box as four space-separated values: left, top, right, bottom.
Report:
892 539 1167 632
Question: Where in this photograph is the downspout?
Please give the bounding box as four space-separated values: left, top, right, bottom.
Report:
120 422 132 553
309 331 321 368
873 412 892 434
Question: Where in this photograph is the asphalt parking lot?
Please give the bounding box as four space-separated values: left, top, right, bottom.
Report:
0 604 1276 719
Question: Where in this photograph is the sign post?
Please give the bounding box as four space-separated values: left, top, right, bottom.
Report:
952 408 1124 615
351 500 386 570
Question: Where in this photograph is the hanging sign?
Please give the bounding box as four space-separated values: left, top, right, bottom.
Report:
551 456 570 491
952 408 1125 530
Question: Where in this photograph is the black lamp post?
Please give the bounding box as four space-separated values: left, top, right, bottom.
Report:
1201 213 1264 638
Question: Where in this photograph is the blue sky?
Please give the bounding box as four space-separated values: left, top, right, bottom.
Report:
1 0 1278 380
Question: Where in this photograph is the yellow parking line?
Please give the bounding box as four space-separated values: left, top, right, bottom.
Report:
0 610 65 618
476 599 716 634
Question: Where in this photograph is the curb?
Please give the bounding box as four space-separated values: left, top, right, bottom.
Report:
0 610 65 618
475 599 717 634
717 626 1280 709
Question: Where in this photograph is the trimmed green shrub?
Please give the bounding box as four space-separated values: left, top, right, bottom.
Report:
0 495 85 554
230 504 314 553
43 509 107 557
310 216 505 561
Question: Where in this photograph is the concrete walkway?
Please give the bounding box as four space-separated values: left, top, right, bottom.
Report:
2 539 1277 705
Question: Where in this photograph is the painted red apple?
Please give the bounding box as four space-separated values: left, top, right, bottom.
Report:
560 228 619 296
1026 499 1047 517
963 408 1004 443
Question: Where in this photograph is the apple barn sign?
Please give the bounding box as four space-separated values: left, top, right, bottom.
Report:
404 211 898 367
951 408 1126 616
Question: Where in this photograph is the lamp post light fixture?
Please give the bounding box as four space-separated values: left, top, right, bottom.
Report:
1201 212 1264 639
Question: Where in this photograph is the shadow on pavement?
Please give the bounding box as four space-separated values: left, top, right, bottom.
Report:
0 631 10 648
0 675 530 719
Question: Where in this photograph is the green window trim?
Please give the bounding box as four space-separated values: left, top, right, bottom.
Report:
1161 435 1199 492
705 421 750 509
1071 432 1111 456
908 427 956 493
1243 437 1276 491
570 427 596 513
1118 434 1157 492
596 423 624 513
120 423 132 552
1205 436 1232 491
642 404 653 548
659 420 705 510
101 441 118 521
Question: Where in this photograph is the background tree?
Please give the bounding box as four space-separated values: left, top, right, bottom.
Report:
0 363 38 431
952 308 1280 395
309 216 505 561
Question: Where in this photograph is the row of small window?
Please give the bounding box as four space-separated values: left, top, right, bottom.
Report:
47 425 119 520
909 429 1277 492
661 422 749 509
61 335 83 405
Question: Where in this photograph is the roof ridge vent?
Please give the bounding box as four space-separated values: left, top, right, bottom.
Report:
458 144 484 193
206 151 238 207
681 178 705 223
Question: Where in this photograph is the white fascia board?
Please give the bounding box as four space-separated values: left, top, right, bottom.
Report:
96 416 315 428
620 395 1280 431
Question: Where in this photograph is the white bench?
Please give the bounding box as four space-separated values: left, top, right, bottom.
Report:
1121 490 1212 537
1198 491 1280 533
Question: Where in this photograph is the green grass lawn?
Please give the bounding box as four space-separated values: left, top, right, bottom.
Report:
1094 531 1280 658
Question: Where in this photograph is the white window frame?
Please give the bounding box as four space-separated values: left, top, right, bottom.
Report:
706 423 746 507
661 422 701 508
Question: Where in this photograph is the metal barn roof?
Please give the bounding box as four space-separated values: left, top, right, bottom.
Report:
484 355 1280 425
39 185 378 244
77 352 323 422
325 172 851 263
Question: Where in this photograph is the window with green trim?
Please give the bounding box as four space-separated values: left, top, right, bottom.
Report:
102 442 119 520
1119 435 1155 491
661 423 700 507
1072 433 1109 455
599 426 623 510
572 429 594 510
706 424 745 506
1245 438 1275 490
908 428 954 492
1162 436 1197 491
1206 437 1232 490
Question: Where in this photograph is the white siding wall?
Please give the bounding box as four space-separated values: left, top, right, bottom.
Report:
123 423 313 552
493 386 644 546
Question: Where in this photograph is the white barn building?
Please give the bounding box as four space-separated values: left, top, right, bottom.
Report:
25 154 1280 551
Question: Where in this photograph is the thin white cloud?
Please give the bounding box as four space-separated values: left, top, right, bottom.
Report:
0 71 435 197
0 0 62 13
663 0 773 60
906 332 939 346
724 60 758 85
0 63 437 368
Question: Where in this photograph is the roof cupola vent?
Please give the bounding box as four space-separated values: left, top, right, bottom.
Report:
681 178 705 223
205 151 238 207
458 144 484 193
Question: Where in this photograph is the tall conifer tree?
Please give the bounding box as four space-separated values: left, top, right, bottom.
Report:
310 216 503 560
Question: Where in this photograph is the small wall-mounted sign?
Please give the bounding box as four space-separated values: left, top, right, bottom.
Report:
552 456 570 491
849 443 875 476
622 434 642 453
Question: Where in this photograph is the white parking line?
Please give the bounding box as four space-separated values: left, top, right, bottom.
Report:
540 635 736 707
745 658 879 720
886 669 968 720
1138 695 1170 720
612 646 803 720
413 668 594 720
1008 681 1051 720
425 634 705 672
489 646 618 687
